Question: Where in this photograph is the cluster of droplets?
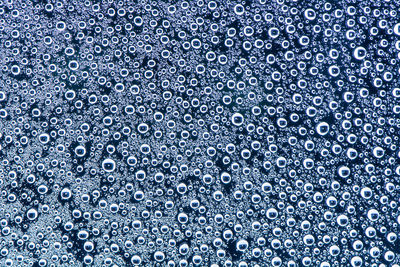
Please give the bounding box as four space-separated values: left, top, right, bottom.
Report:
1 0 400 266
